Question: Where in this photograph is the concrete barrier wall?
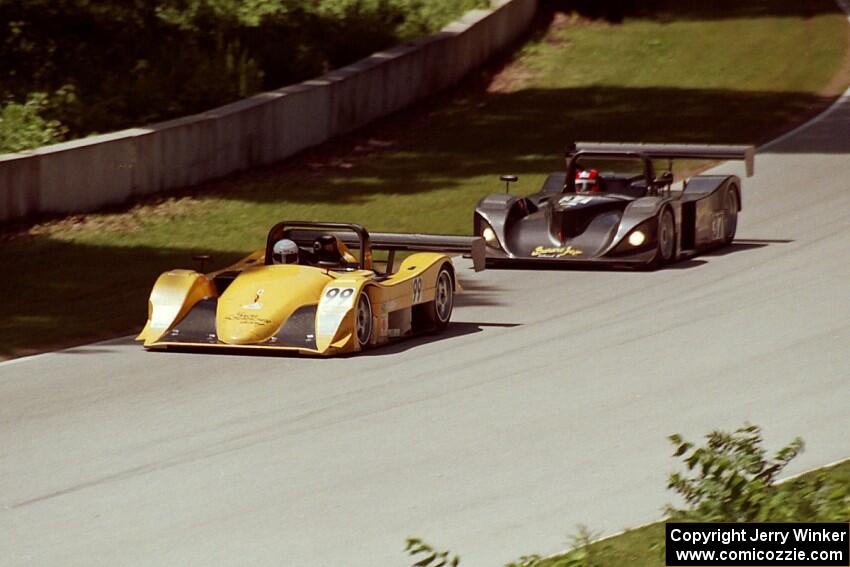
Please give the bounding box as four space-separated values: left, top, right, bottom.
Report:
0 0 536 223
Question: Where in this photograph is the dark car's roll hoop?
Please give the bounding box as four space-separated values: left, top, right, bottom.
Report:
266 221 372 269
564 141 754 194
565 150 656 194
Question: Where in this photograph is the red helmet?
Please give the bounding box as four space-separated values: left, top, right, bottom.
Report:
575 168 599 192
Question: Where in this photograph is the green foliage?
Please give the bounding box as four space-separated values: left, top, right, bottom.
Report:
534 526 605 567
502 526 606 567
529 447 849 567
0 92 67 153
390 0 489 39
0 0 488 145
405 537 461 567
505 555 544 567
666 424 850 522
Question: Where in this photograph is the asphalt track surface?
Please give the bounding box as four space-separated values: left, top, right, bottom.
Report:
3 78 850 567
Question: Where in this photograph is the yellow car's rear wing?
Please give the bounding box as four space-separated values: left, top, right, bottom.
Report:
367 232 486 272
573 142 755 177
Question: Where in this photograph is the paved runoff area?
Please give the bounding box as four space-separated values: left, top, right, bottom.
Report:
3 86 850 567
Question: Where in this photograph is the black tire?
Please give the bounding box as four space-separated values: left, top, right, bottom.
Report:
354 291 373 348
647 207 676 270
722 187 739 246
412 266 454 333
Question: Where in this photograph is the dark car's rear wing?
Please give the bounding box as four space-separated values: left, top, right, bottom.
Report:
271 221 485 271
573 142 755 177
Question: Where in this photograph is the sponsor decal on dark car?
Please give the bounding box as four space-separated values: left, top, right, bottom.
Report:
530 245 584 258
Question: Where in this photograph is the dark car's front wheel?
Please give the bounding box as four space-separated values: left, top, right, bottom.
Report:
722 187 738 245
647 208 676 270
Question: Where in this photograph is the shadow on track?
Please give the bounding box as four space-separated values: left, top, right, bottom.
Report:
357 321 522 357
700 239 794 257
146 321 521 360
455 279 512 308
483 238 793 271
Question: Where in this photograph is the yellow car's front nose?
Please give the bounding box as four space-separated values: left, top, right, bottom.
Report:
216 265 331 345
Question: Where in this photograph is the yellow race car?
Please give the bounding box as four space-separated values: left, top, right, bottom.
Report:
137 221 485 356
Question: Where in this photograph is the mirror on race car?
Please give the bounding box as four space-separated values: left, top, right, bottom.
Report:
499 175 518 193
655 170 674 189
192 254 212 272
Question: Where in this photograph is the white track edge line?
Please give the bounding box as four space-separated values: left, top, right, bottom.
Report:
0 335 135 367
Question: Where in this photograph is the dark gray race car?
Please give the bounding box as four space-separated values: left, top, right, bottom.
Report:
473 142 754 269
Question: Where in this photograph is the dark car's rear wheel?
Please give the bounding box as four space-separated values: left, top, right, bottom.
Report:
647 208 676 270
413 266 454 333
355 291 373 348
722 187 738 245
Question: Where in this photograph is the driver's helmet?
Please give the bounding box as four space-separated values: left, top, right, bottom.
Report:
272 239 299 264
575 168 599 192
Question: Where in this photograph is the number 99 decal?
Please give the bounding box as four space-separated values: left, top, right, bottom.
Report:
321 287 356 309
317 287 358 336
711 212 725 240
325 287 354 301
412 277 423 304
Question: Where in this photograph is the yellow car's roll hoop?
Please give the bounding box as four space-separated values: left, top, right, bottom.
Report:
267 221 486 272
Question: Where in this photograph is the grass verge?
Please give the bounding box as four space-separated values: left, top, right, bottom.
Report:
2 0 849 358
531 459 850 567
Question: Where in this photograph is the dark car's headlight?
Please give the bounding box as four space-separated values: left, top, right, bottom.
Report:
478 220 503 250
627 230 646 247
609 220 656 255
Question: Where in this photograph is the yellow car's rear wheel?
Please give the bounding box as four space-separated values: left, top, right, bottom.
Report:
434 269 454 326
413 266 454 333
355 291 373 348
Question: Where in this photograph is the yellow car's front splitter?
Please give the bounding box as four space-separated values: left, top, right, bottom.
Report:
145 341 338 357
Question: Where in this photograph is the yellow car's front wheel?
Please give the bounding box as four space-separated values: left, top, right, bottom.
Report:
355 291 373 348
